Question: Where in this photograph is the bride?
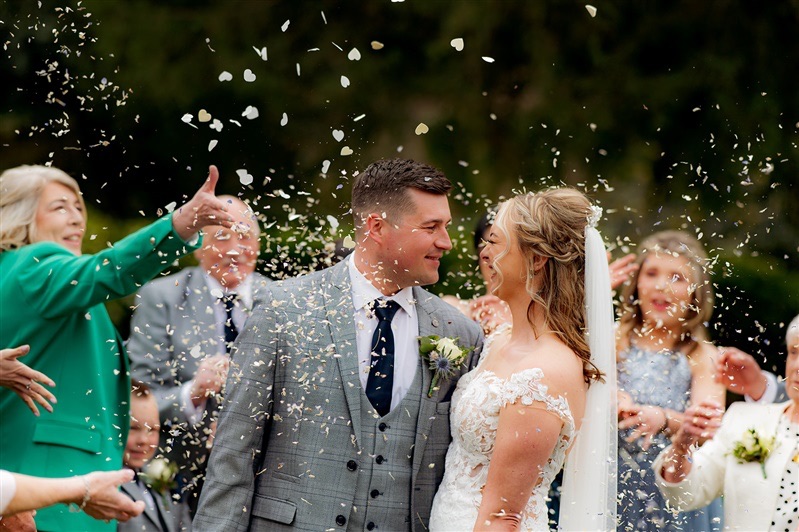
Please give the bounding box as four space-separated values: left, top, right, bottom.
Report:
429 188 617 531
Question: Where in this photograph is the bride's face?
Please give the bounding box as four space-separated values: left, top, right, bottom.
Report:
479 211 525 301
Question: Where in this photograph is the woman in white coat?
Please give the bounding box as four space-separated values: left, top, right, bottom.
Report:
654 314 799 531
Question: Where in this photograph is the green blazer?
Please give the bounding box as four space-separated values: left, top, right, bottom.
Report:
0 214 198 532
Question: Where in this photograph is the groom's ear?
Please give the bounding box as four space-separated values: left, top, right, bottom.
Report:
365 213 387 244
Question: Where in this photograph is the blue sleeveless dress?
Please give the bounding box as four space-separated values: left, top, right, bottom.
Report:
617 345 723 531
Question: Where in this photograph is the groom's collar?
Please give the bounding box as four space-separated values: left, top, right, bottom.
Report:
346 254 415 317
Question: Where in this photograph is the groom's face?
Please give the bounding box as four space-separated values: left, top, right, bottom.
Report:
383 188 452 288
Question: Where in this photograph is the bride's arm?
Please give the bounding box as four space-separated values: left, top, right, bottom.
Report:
473 402 564 532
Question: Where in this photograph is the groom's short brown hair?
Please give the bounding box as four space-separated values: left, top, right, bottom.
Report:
351 158 451 227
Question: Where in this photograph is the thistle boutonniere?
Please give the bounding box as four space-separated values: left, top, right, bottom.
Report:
141 458 179 504
730 428 777 479
419 335 472 397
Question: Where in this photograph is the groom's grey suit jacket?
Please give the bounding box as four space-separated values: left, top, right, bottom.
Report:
193 260 483 531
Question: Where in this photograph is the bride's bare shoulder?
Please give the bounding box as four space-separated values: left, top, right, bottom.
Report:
519 338 586 393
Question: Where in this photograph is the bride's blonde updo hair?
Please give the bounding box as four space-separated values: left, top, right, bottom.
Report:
494 187 602 384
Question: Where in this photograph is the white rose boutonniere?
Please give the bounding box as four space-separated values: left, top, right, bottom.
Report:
419 335 473 397
140 458 179 504
730 428 777 479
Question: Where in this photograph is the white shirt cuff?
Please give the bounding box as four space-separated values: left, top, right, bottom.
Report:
180 380 206 424
745 371 778 403
0 470 17 514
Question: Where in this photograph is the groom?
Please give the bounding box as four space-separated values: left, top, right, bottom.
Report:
193 158 483 531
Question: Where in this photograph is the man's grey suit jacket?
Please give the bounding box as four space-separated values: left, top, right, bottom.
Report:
193 260 483 531
127 267 271 471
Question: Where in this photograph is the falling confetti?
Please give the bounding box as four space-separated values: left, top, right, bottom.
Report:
208 139 218 152
280 113 288 126
321 160 331 173
371 41 384 50
341 75 350 88
340 146 353 156
218 71 233 82
243 69 256 82
347 48 361 61
585 5 597 17
481 56 495 63
236 169 254 186
281 20 290 32
332 130 344 142
450 38 464 51
242 106 259 120
253 46 267 61
415 123 430 135
198 110 212 123
210 119 223 132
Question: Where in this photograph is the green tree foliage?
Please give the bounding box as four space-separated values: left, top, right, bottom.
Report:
1 1 796 368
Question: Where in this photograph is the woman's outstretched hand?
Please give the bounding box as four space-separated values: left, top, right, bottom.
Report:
172 165 234 241
0 345 56 416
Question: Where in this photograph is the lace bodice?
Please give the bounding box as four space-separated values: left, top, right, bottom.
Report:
429 332 575 531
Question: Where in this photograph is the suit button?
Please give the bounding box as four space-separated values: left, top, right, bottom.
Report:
336 515 347 526
370 489 380 498
375 455 385 464
346 460 358 471
378 422 388 431
367 522 376 530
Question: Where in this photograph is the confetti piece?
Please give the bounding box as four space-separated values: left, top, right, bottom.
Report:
198 109 212 123
340 146 353 156
236 169 254 186
332 129 344 142
281 20 290 32
342 235 356 249
190 345 202 358
210 119 223 132
218 71 233 82
243 69 256 82
415 123 429 135
371 41 384 50
181 113 193 124
165 202 177 212
585 5 597 17
253 46 267 61
341 75 350 88
242 106 259 120
208 139 218 152
280 113 288 126
482 56 495 63
321 160 331 173
450 38 464 51
347 48 361 61
326 215 340 230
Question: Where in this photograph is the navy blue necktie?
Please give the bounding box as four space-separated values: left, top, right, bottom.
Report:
365 299 401 417
221 294 239 353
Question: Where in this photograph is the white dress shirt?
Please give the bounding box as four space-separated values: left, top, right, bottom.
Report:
180 273 255 422
347 254 419 412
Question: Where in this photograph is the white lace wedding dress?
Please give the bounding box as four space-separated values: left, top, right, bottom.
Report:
429 335 576 531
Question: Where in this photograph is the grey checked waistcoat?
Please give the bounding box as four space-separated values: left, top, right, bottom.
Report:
347 362 423 531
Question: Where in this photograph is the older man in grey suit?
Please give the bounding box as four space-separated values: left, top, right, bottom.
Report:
194 159 483 531
127 196 270 514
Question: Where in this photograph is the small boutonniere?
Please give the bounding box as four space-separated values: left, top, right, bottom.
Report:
141 458 179 504
419 335 472 397
730 428 777 479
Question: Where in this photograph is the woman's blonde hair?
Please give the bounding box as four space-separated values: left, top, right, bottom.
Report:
0 165 84 252
494 188 602 384
617 230 713 356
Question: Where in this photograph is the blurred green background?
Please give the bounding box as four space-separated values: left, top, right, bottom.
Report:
1 0 797 377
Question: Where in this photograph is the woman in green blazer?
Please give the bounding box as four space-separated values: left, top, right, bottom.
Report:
0 164 232 531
